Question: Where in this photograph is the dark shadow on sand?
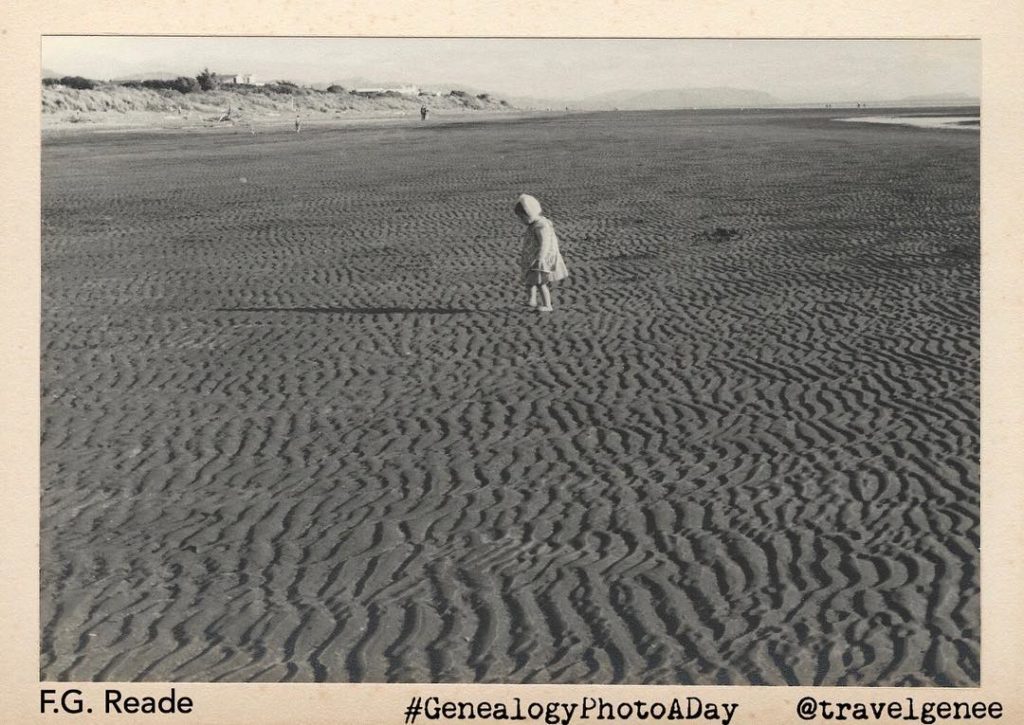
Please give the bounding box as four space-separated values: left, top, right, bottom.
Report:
217 306 479 315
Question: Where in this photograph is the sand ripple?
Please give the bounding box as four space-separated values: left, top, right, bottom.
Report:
41 112 979 684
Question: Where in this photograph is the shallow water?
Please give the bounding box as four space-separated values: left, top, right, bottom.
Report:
837 115 979 130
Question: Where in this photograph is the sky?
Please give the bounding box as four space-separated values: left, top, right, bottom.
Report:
41 37 980 104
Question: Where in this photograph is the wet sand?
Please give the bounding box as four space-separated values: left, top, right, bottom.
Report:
837 115 980 130
40 109 980 684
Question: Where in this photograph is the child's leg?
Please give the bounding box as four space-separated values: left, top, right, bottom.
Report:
538 284 553 312
528 285 539 307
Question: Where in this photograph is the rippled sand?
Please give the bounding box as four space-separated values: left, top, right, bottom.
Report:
41 110 979 684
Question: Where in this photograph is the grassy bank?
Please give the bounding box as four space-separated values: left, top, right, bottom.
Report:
42 83 516 130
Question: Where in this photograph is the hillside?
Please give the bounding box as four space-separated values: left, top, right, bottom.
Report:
41 83 516 129
893 92 980 105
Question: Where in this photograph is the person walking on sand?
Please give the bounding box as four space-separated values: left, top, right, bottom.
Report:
515 193 568 313
420 105 429 121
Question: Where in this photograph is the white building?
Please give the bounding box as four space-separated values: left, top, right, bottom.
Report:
220 74 262 86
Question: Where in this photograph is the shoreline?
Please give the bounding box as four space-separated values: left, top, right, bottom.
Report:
41 108 551 139
41 103 980 139
835 113 980 131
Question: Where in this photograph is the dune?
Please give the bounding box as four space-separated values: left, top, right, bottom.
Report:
41 84 516 131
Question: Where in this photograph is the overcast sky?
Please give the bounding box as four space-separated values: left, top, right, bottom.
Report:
42 37 979 103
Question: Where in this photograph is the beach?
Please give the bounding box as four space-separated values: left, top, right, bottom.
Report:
40 108 980 684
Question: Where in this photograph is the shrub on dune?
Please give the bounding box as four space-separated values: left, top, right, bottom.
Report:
137 77 199 94
57 76 98 90
262 81 305 95
196 68 220 91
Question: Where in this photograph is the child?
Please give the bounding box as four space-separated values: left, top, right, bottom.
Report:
515 194 568 312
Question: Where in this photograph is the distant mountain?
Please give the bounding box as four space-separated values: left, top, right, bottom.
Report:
890 92 979 105
322 77 426 90
112 71 189 82
321 76 387 90
42 68 194 82
503 94 571 110
322 78 489 95
572 87 779 110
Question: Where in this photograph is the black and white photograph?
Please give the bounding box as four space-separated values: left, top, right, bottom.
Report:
37 36 981 688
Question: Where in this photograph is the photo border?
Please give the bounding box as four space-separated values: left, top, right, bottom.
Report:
4 1 1022 722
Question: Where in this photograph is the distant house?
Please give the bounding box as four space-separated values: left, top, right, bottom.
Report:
219 73 262 86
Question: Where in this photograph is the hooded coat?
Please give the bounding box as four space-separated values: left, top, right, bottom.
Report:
516 194 569 285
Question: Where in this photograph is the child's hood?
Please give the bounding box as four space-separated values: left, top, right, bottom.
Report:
515 193 543 222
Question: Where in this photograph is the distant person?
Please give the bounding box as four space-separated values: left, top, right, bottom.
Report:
515 194 568 313
420 105 429 121
295 115 302 133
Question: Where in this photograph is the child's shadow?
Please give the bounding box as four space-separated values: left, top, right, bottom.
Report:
217 305 478 315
